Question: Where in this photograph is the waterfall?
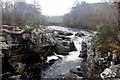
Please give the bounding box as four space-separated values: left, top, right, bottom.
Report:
41 26 92 78
65 37 83 61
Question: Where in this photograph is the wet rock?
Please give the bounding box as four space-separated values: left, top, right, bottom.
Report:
1 25 58 79
21 64 42 80
21 51 40 64
7 75 21 80
2 25 14 30
22 32 31 40
70 68 84 77
64 32 73 36
81 42 87 49
0 36 6 42
58 31 65 35
75 33 85 37
70 41 77 51
55 43 70 55
62 41 70 46
2 56 16 80
14 62 26 74
56 40 76 53
62 40 76 51
58 35 71 40
100 64 120 80
0 42 9 49
78 42 87 60
56 73 78 79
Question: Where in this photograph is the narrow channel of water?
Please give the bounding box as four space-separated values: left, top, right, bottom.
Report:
41 26 88 78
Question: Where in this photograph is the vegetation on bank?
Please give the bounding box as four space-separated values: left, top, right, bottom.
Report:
93 24 120 57
63 1 118 30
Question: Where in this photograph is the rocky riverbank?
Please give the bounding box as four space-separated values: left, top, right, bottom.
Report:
1 25 120 80
0 25 87 80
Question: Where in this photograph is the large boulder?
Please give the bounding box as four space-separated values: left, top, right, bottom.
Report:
79 42 87 60
70 41 77 51
55 43 70 55
1 25 56 63
75 33 85 37
64 32 73 36
100 64 120 80
70 68 84 77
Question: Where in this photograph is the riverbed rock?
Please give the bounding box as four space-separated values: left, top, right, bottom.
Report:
57 35 71 41
64 32 73 36
78 42 87 60
0 42 9 49
14 62 26 74
56 73 78 79
58 31 65 35
100 64 120 80
70 41 77 51
2 25 14 30
70 68 84 77
62 41 70 46
0 36 5 42
2 55 16 79
75 33 85 37
55 43 70 55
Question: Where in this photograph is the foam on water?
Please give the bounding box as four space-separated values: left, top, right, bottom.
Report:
42 26 92 78
65 37 83 61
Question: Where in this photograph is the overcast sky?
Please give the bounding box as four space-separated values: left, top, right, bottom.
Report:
24 0 104 16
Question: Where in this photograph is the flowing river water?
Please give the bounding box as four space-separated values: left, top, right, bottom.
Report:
5 26 93 80
41 26 93 78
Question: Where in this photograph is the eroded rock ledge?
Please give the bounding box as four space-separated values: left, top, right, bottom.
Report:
0 25 77 80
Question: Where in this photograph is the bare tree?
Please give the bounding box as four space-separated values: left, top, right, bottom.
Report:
2 0 47 27
63 1 118 30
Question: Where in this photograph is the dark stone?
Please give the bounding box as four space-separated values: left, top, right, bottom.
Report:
75 33 85 37
81 42 87 49
21 51 40 64
64 32 73 36
49 59 57 64
21 64 42 80
79 42 87 58
58 31 65 35
59 35 71 40
101 64 120 79
2 25 14 30
2 56 16 80
70 41 77 51
55 43 70 55
70 68 84 77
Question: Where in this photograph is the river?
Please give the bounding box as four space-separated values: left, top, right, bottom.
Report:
41 26 93 78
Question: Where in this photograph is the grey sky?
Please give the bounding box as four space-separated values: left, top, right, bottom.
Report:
16 0 105 16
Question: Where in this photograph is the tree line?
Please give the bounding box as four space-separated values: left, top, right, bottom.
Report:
63 1 118 30
1 0 47 28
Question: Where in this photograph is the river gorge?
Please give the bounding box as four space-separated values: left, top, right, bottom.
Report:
1 25 120 80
